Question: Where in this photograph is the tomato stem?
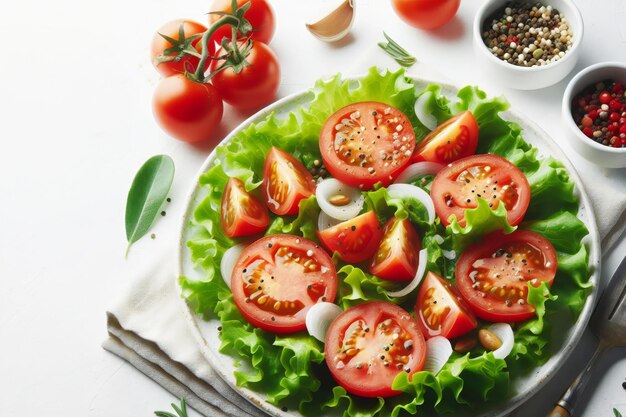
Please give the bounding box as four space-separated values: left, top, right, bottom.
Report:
193 14 241 81
192 0 254 82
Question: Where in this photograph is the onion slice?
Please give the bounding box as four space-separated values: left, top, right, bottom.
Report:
423 336 453 375
443 250 456 260
305 302 343 342
316 178 364 221
394 162 444 184
386 183 435 224
414 91 438 131
220 243 247 289
386 249 427 298
318 210 343 231
488 323 514 360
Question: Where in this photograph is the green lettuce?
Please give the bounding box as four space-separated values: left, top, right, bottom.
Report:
266 195 320 242
181 68 592 417
445 198 517 253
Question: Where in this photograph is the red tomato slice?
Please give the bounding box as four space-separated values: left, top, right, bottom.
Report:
416 272 477 339
231 235 338 334
325 301 427 398
430 154 530 227
370 217 421 281
262 147 316 216
220 177 269 238
412 111 479 164
320 102 416 189
455 230 558 322
317 211 383 263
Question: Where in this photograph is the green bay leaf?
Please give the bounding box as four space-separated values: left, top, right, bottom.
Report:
125 155 175 256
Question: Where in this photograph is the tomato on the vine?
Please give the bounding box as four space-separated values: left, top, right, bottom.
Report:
150 19 207 76
152 74 223 144
455 230 558 322
325 302 427 398
209 0 275 46
231 234 338 334
391 0 460 30
209 41 280 109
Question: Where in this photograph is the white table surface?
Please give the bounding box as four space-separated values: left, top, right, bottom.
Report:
1 0 625 416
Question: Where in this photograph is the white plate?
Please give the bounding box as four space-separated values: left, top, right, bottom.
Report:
177 75 602 417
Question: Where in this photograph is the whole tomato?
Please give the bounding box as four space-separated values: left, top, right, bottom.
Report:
209 41 280 110
152 74 223 144
150 19 208 76
391 0 460 30
209 0 275 51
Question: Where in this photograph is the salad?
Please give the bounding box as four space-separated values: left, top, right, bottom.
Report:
180 68 592 416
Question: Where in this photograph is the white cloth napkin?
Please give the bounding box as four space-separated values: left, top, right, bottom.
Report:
103 48 626 416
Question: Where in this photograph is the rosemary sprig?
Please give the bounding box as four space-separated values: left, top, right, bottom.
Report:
155 398 188 417
378 32 416 68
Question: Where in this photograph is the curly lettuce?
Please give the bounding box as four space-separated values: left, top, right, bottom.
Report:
180 67 592 417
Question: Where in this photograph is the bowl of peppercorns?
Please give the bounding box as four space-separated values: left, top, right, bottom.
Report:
473 0 583 90
562 62 626 168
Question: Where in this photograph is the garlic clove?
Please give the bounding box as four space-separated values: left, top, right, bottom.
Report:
306 0 355 43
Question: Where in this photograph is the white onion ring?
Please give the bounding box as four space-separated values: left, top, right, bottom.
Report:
488 323 514 360
318 210 343 231
305 302 343 342
433 234 445 245
414 91 438 130
394 162 444 184
424 336 453 375
443 250 456 260
387 249 427 298
316 178 364 221
386 183 435 224
220 243 247 289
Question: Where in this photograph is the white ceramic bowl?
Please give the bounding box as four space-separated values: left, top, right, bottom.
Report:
562 62 626 168
473 0 583 90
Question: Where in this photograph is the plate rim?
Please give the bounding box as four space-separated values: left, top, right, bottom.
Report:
176 73 602 417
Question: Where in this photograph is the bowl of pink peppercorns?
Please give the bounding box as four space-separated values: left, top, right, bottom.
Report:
562 62 626 168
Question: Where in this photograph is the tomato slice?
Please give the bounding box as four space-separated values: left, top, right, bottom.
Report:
430 154 530 227
412 111 478 164
416 272 477 339
325 301 426 398
231 235 338 334
320 102 416 189
317 211 383 263
262 147 316 216
221 177 270 238
455 230 558 322
369 217 421 281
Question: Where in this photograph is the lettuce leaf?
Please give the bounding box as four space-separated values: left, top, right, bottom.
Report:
336 264 404 309
363 186 433 232
180 68 592 417
445 198 517 253
266 195 320 242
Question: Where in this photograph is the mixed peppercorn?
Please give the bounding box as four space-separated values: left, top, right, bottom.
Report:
572 80 626 148
482 2 573 67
